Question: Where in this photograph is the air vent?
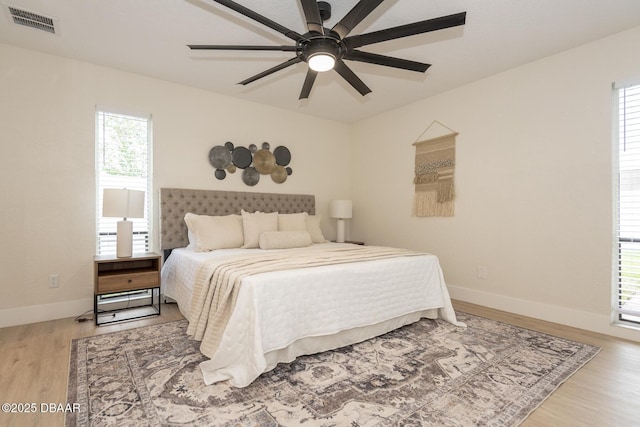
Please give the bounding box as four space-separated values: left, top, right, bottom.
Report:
3 4 58 34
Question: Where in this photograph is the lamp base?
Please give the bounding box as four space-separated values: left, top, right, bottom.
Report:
116 220 133 258
336 219 346 243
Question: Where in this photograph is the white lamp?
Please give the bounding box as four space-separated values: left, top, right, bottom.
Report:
102 188 145 258
330 200 352 243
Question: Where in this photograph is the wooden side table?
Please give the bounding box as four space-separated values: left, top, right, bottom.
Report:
94 252 161 325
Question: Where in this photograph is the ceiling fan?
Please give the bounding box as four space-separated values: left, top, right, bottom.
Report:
188 0 466 99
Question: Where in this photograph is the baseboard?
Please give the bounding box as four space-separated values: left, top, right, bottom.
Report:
448 284 640 343
0 293 171 329
0 298 94 329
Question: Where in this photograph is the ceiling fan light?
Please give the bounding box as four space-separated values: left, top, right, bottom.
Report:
308 53 335 72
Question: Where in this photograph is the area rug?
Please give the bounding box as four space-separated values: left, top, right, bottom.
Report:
66 312 599 426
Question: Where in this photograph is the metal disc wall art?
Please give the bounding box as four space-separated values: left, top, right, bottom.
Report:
253 149 276 174
209 141 293 186
271 165 287 183
242 167 260 186
208 145 232 169
274 146 291 166
232 146 252 169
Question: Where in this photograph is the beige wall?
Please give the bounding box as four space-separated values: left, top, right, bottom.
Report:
349 26 640 341
0 43 350 326
2 26 640 342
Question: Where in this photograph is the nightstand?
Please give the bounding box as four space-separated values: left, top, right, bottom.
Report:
94 252 161 325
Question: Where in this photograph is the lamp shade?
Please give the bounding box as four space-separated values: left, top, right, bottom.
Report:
102 188 145 257
330 200 352 219
103 188 145 219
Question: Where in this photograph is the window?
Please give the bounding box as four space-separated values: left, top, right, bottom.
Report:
96 108 152 255
615 82 640 325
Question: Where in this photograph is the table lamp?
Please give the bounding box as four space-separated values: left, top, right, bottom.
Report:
330 200 352 243
102 188 145 257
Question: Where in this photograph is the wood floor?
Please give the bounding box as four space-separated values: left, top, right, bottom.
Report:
0 300 639 426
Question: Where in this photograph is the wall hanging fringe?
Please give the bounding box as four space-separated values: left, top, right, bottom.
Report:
412 121 458 217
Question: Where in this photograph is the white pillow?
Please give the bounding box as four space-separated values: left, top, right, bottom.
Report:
278 212 308 231
241 210 278 248
259 231 313 250
305 215 328 243
184 213 244 251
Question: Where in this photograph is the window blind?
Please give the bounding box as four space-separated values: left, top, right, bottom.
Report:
616 82 640 323
96 109 152 255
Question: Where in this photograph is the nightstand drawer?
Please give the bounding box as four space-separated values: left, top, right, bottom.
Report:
97 271 159 294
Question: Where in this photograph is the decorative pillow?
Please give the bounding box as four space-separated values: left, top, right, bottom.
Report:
278 212 308 231
305 215 328 243
241 210 278 248
259 231 313 250
184 213 244 251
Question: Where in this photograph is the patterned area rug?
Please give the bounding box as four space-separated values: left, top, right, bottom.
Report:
66 312 599 426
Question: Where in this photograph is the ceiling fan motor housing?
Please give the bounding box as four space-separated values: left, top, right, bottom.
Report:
299 36 342 64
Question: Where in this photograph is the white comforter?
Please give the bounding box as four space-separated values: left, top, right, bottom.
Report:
161 243 462 387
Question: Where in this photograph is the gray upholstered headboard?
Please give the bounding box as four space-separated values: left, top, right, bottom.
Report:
160 188 316 251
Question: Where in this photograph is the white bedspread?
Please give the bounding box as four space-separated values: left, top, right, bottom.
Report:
162 243 462 387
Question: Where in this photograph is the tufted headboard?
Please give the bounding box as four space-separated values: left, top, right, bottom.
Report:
160 188 316 251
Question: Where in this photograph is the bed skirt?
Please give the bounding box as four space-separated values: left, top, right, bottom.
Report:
201 308 440 386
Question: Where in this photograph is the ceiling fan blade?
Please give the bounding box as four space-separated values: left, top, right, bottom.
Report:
344 50 430 73
334 60 371 96
188 44 297 51
212 0 304 42
238 57 303 85
300 0 324 34
331 0 384 39
345 12 466 48
299 69 318 99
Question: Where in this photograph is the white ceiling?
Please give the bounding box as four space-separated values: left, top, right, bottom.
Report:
1 0 639 123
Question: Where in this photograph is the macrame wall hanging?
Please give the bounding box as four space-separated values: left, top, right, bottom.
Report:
412 121 458 217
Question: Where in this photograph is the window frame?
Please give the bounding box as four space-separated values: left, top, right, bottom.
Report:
613 80 640 327
95 106 153 256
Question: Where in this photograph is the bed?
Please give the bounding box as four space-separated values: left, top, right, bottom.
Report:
160 188 463 387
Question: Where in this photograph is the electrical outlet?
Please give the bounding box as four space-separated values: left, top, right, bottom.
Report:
476 266 487 280
49 273 59 288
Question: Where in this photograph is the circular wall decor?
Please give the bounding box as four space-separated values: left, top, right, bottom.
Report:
232 146 252 169
271 165 287 183
253 149 276 174
208 141 293 185
242 167 260 186
274 146 291 166
214 169 226 180
209 146 232 169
